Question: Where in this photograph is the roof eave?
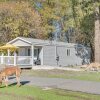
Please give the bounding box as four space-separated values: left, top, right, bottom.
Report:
7 37 32 45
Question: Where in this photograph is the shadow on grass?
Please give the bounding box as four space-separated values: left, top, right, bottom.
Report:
8 77 16 80
21 81 30 85
0 81 30 88
9 81 30 86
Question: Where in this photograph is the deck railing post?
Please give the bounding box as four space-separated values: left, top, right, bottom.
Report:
7 49 10 65
14 51 17 66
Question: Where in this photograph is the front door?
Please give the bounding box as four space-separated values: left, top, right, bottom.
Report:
34 48 39 59
34 48 41 65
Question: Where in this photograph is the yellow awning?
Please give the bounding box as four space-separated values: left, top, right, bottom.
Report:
0 44 19 51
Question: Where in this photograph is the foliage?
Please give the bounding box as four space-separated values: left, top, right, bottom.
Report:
0 0 100 61
0 1 46 43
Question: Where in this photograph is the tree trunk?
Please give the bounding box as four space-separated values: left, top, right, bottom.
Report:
90 43 94 62
95 5 100 63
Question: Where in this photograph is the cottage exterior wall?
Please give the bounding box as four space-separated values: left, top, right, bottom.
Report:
56 46 82 66
43 45 57 66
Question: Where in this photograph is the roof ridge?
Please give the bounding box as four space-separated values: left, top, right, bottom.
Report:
18 37 71 44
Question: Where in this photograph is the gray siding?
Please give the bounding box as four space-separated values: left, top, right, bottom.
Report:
56 46 82 66
43 45 57 66
43 45 83 67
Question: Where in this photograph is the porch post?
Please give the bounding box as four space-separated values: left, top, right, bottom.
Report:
1 53 4 64
7 49 10 56
31 45 34 66
7 49 10 65
14 51 17 66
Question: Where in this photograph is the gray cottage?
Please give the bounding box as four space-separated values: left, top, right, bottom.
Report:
0 37 90 68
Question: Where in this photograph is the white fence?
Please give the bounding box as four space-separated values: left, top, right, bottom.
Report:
0 56 32 66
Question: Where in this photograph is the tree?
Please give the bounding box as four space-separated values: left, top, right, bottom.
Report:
37 0 76 43
0 0 100 63
0 1 46 44
94 1 100 62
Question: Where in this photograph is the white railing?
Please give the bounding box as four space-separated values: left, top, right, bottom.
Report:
0 56 14 65
0 56 32 66
17 56 32 65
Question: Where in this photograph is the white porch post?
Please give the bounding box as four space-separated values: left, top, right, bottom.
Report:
31 45 34 66
7 49 10 65
1 53 4 64
7 49 10 56
14 51 17 66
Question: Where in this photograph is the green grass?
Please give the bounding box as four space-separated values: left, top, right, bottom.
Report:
0 85 100 100
0 69 100 100
22 69 100 82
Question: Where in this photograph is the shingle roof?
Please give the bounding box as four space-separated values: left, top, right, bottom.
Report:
8 37 85 48
18 37 76 47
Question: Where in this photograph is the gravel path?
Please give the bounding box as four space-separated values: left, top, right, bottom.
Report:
8 76 100 95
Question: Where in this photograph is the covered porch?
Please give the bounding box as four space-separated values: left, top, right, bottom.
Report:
0 44 43 68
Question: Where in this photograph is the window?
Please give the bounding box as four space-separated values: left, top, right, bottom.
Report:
67 49 70 56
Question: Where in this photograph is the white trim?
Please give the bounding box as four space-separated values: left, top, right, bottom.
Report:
7 37 32 45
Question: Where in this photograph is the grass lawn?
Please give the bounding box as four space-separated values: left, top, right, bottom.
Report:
0 85 100 100
22 69 100 82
